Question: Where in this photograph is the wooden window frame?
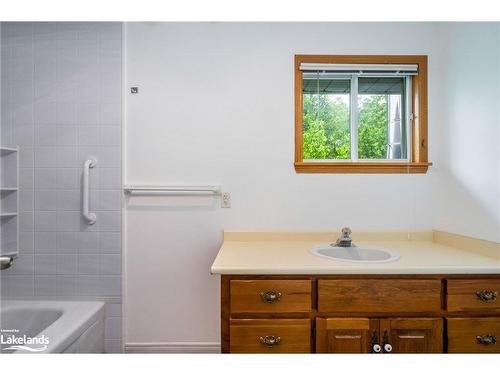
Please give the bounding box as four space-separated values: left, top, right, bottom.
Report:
294 55 431 174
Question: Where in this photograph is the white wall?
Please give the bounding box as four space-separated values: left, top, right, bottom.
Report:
124 22 499 349
434 23 500 242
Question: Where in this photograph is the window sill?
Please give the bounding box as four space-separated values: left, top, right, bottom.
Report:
294 162 432 174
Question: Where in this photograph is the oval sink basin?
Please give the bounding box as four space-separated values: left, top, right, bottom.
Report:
311 245 400 264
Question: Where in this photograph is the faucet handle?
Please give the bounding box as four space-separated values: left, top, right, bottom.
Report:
0 256 14 270
341 227 352 237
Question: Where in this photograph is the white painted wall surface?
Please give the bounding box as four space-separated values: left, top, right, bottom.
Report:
124 22 499 349
433 23 500 242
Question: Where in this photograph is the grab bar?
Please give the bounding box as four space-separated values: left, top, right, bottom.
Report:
123 185 221 195
82 159 97 225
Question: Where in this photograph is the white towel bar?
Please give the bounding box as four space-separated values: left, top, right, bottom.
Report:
123 185 221 195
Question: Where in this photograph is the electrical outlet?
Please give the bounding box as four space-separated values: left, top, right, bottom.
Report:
221 192 231 208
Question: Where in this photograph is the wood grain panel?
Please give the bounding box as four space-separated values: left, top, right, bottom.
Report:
318 279 441 313
447 279 500 312
316 318 376 353
231 280 311 313
381 318 442 353
448 318 500 353
230 319 311 353
220 275 230 353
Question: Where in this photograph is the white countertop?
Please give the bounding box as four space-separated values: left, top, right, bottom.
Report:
211 233 500 275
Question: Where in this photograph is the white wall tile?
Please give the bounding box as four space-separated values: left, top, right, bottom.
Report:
56 126 78 146
56 146 79 167
99 232 121 253
101 254 121 275
34 147 57 167
1 276 34 297
78 232 100 253
99 168 121 189
35 168 58 189
35 254 57 275
77 102 100 126
19 146 34 167
56 254 78 275
98 211 121 231
19 232 35 252
34 190 58 210
13 125 34 145
56 211 81 231
34 211 57 231
56 275 78 296
20 211 34 232
78 126 100 145
56 168 79 189
105 318 122 339
56 231 78 253
99 190 122 210
19 168 34 189
19 189 34 211
2 21 122 344
34 232 57 252
78 254 100 275
35 126 58 145
35 275 57 296
57 190 80 211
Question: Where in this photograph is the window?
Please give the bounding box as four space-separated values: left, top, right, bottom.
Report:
295 55 431 173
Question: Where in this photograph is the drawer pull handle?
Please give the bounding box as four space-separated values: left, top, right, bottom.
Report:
260 291 282 303
476 290 498 303
476 334 497 346
260 335 281 347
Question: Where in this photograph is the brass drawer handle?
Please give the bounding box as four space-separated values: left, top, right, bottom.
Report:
260 291 282 303
476 290 498 303
476 334 497 346
260 335 281 347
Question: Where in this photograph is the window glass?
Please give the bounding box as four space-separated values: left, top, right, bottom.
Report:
302 73 350 160
358 77 407 160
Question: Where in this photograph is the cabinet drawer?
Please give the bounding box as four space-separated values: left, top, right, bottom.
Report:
448 318 500 353
318 279 441 313
230 319 311 353
446 279 500 312
230 280 311 313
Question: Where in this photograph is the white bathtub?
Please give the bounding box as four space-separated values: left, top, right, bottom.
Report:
0 300 105 353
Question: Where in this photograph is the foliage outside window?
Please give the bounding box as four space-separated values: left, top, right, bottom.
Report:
295 55 431 174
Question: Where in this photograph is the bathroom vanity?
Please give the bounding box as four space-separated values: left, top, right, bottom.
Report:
211 231 500 354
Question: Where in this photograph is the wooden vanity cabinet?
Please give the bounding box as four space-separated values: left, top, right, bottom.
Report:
221 275 500 354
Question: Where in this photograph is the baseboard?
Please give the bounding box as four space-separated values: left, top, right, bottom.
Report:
124 342 221 353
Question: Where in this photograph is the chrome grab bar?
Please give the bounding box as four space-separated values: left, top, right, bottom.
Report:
82 159 97 225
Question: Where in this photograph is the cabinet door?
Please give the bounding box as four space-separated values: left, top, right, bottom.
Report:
380 318 443 353
316 318 379 353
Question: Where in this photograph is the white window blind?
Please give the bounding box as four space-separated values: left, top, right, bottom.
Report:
299 63 418 76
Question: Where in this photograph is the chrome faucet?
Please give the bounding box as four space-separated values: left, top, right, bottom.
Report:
332 227 355 248
0 256 14 270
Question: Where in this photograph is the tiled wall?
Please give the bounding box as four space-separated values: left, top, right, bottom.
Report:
0 22 123 353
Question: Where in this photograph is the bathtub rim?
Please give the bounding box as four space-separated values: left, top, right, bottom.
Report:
0 300 105 353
